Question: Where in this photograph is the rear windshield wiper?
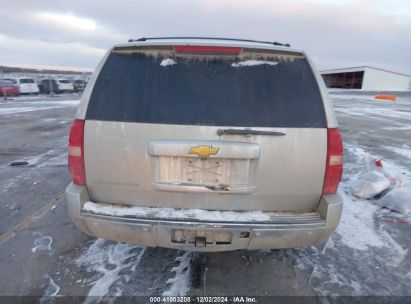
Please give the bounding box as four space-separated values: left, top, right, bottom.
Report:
217 129 286 136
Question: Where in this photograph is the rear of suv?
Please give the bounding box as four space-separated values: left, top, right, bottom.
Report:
66 37 343 252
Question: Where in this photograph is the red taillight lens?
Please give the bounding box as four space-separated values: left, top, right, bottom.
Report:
323 128 343 194
68 119 86 185
173 45 242 55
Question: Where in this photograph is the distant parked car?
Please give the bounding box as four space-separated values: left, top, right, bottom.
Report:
39 79 59 94
56 79 74 93
0 79 20 97
73 79 87 92
8 77 40 95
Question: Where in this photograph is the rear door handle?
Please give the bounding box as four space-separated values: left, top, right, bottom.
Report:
217 129 286 136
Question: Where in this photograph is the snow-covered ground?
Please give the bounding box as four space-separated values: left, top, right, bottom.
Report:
290 91 411 295
0 98 80 116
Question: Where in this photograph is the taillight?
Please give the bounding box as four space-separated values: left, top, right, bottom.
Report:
68 119 86 185
173 45 242 55
323 128 343 194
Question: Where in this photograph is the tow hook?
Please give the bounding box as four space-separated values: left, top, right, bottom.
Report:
195 236 207 248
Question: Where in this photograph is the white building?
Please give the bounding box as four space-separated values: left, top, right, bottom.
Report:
321 66 411 91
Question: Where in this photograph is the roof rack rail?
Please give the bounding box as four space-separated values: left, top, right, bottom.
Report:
127 37 291 47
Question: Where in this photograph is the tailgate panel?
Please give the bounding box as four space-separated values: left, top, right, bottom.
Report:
84 121 327 212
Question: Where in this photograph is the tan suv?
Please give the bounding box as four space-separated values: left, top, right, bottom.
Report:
66 37 343 252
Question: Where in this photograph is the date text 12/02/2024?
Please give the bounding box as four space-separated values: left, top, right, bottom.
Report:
149 296 258 303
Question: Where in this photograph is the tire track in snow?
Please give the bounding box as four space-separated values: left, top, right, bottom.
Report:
39 273 60 303
76 239 146 300
32 232 53 253
162 251 192 296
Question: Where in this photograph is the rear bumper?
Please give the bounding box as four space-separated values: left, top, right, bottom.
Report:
65 183 343 252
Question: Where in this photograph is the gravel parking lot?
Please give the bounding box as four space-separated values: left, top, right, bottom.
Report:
0 92 410 301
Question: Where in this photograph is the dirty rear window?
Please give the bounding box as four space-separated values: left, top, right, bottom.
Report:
86 51 326 127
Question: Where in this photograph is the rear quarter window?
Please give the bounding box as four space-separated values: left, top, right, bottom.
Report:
86 49 326 128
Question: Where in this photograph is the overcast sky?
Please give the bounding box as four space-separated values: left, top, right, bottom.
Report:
1 0 410 74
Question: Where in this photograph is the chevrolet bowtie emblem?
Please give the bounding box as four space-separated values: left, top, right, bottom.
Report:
189 145 219 158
